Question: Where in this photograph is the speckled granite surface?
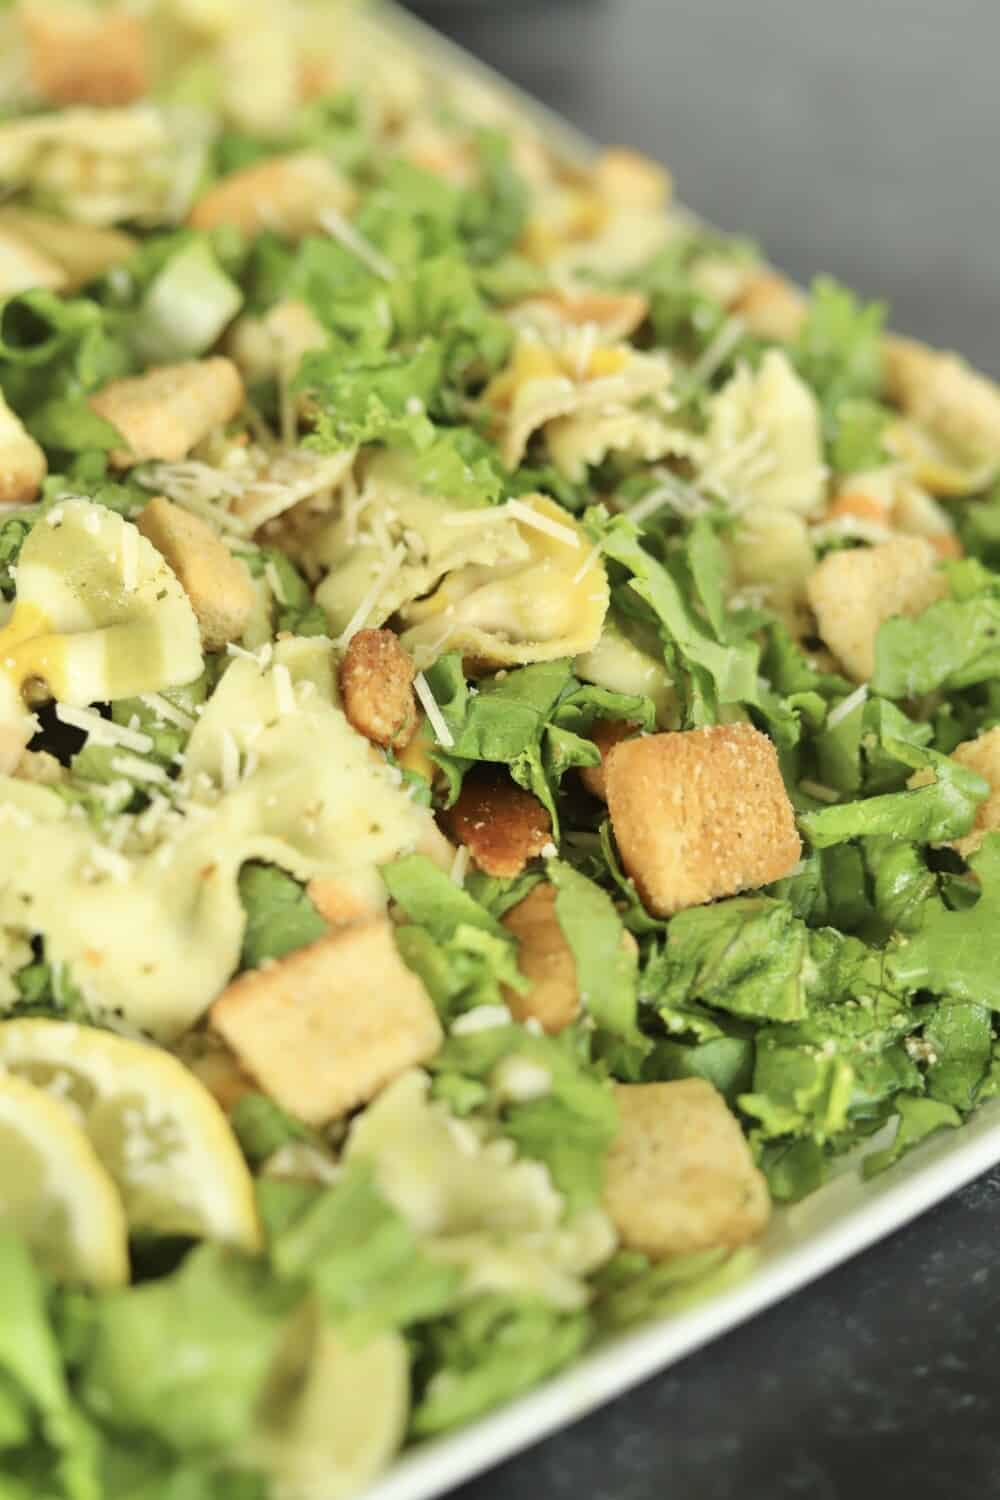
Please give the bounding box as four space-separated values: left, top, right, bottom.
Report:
401 4 1000 1494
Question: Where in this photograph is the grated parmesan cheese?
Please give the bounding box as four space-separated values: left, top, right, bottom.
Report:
449 844 470 887
55 704 154 755
413 671 455 749
335 542 407 648
272 663 295 717
138 693 196 732
318 206 398 281
826 683 869 730
110 754 168 784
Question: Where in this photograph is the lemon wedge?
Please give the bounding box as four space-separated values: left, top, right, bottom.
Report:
0 1070 128 1288
0 1019 261 1254
245 1299 410 1500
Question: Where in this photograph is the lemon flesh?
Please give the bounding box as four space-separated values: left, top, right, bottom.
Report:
0 1070 128 1288
0 1019 261 1254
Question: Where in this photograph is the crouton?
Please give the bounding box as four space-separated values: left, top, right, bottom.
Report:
732 269 807 343
188 152 354 240
0 209 136 290
806 535 946 683
884 334 1000 461
605 724 801 916
306 877 376 929
210 919 443 1126
501 884 579 1033
136 495 255 650
226 299 328 388
522 289 649 342
183 1037 256 1116
441 766 552 878
947 728 1000 860
603 1080 770 1258
20 2 147 107
0 228 66 297
0 388 45 503
579 718 637 801
89 358 244 469
593 147 672 210
500 881 639 1033
338 629 417 752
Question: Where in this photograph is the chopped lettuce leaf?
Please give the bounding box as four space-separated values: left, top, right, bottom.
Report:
230 1094 318 1169
800 739 988 847
237 864 328 970
547 860 646 1052
890 835 1000 1007
592 1246 756 1332
647 898 810 1025
261 1165 460 1342
862 1094 962 1178
429 1025 619 1213
873 594 1000 698
410 1295 589 1437
792 276 886 439
79 1247 292 1455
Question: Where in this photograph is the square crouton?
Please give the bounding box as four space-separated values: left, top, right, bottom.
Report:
594 147 672 210
884 334 1000 462
605 724 800 917
188 152 354 240
603 1080 770 1258
501 883 580 1034
136 496 255 650
21 1 148 106
949 727 1000 859
89 358 244 469
806 535 946 684
210 919 443 1126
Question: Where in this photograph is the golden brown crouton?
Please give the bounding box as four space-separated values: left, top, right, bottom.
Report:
501 883 579 1033
226 299 328 389
605 725 801 916
805 535 946 683
603 1080 770 1258
0 209 136 290
188 152 354 240
948 728 1000 860
183 1036 257 1116
306 877 376 929
884 334 1000 461
521 289 650 341
210 920 443 1126
593 147 672 210
89 358 244 469
442 766 552 878
21 1 148 106
0 228 66 297
579 719 638 802
0 389 45 503
732 269 807 342
136 495 255 650
338 629 417 752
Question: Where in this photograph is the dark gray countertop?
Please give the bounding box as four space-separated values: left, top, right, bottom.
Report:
402 3 1000 1496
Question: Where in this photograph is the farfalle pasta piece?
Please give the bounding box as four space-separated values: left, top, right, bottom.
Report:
399 495 609 670
0 499 202 770
0 638 444 1038
0 386 46 502
702 348 827 516
311 449 529 640
0 106 192 226
346 1069 616 1310
484 333 672 471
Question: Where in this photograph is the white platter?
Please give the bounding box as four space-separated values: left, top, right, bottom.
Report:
357 8 1000 1496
